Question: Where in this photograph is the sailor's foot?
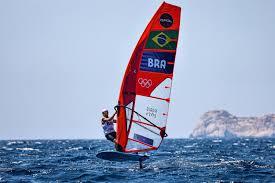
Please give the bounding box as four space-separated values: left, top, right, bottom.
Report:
115 142 123 152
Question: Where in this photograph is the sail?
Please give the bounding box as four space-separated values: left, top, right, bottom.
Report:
116 2 181 153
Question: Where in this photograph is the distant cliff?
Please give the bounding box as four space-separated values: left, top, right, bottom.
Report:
190 110 275 138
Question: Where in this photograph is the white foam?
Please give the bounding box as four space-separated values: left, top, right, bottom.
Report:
212 139 222 143
7 141 17 146
65 147 83 151
2 146 13 151
16 147 40 152
184 143 198 148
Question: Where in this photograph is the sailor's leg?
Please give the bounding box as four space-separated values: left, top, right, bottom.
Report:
105 132 116 142
110 132 123 152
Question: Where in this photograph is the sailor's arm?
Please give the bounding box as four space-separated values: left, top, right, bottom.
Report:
102 111 117 122
109 111 117 122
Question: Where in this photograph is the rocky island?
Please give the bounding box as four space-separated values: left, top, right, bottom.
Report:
190 110 275 138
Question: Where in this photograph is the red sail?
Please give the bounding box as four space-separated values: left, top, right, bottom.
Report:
116 2 181 152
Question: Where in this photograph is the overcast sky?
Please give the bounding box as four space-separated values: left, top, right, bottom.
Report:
0 0 274 139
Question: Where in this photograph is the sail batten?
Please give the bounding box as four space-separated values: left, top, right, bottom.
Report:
116 2 181 152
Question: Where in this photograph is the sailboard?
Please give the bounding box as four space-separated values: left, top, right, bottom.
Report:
116 2 181 153
96 151 149 162
96 2 181 165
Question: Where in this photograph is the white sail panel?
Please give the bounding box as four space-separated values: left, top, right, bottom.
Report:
150 78 172 99
124 95 169 150
134 95 169 128
125 102 133 131
127 121 162 148
126 139 153 151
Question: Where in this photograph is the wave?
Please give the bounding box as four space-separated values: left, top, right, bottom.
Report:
7 141 24 146
16 147 41 152
65 147 83 151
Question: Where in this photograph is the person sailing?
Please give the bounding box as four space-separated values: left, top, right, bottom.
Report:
101 108 117 143
101 108 123 151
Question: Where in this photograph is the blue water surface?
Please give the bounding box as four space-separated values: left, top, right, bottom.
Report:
0 138 274 182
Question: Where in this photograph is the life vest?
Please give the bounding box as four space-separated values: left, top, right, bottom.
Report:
101 119 115 135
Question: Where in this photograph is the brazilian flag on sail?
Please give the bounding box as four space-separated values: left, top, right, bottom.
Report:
145 30 178 50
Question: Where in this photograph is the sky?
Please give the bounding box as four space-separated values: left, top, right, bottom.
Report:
0 0 274 139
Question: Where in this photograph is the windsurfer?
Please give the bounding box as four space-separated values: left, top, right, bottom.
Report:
101 109 123 151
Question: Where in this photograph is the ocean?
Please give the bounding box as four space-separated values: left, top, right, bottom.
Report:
0 138 274 182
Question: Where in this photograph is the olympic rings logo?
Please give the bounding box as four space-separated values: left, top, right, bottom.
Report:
138 78 152 88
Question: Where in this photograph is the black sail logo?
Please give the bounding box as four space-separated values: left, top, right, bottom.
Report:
160 13 173 28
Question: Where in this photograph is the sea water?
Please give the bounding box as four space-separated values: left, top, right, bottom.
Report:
0 138 274 182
